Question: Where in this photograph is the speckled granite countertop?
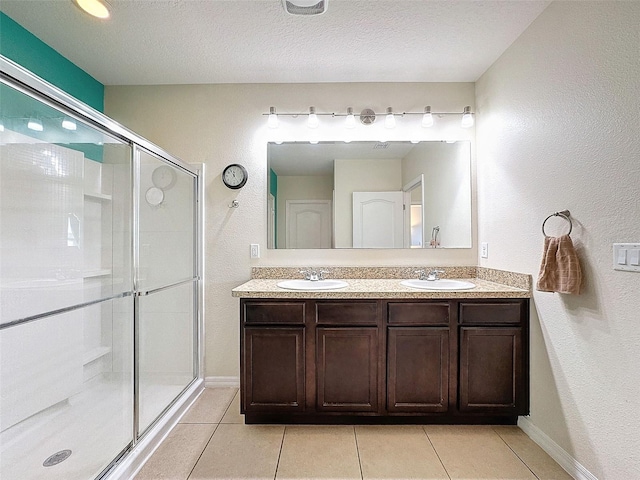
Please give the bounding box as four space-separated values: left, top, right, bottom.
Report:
232 267 531 299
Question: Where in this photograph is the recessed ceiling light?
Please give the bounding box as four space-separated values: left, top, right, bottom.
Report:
73 0 111 19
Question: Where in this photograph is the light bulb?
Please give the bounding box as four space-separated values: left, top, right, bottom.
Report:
27 117 43 132
307 106 319 129
62 117 77 130
461 106 474 128
421 106 434 127
267 106 278 129
73 0 110 19
345 107 356 129
384 107 396 129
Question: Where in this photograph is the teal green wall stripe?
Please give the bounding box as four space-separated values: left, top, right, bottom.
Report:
0 12 104 112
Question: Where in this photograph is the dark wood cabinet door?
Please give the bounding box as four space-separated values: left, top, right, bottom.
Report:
316 327 378 412
459 327 523 413
387 327 449 413
242 327 305 413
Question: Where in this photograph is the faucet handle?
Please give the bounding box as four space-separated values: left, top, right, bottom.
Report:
319 270 329 280
299 269 310 280
414 269 427 280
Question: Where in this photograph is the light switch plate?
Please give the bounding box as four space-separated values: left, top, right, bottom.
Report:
480 242 488 259
250 244 260 259
613 243 640 272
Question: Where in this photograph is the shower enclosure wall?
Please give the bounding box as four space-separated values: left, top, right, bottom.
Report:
0 57 203 480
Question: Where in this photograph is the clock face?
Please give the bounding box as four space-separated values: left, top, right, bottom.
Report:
222 164 248 189
152 165 177 190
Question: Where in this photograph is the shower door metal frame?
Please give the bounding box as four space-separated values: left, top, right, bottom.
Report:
0 54 205 479
132 144 202 442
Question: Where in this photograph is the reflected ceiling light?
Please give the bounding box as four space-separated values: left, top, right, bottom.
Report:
410 139 420 144
274 139 283 145
0 121 4 132
307 106 319 128
73 0 111 19
421 106 434 127
27 117 43 132
384 107 396 129
461 106 474 128
345 107 356 129
267 106 279 129
62 117 77 131
309 139 319 144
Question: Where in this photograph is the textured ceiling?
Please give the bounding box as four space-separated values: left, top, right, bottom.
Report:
0 0 550 85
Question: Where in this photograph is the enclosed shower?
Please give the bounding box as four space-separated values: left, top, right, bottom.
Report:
0 58 203 479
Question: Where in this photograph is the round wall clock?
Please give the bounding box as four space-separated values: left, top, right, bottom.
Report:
222 163 248 189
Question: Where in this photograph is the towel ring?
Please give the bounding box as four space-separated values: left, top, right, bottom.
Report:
542 210 572 237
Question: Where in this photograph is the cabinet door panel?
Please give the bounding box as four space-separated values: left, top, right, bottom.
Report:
387 327 449 412
243 327 305 413
316 327 378 412
459 327 523 413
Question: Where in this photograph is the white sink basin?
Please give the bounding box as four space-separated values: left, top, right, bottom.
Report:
400 279 476 290
277 279 349 291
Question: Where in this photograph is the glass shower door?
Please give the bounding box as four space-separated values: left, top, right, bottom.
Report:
136 149 198 435
0 82 134 480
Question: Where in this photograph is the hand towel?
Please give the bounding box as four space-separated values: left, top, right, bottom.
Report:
536 234 582 295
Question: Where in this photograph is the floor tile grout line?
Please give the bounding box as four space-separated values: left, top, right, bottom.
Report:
422 425 453 480
218 389 239 424
492 426 541 480
353 425 364 480
185 422 221 480
273 425 286 480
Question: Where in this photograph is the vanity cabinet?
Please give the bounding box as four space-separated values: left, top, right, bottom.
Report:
241 301 306 413
458 301 529 415
239 297 528 423
386 302 450 413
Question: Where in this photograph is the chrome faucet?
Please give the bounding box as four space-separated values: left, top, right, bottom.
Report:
415 269 444 281
300 269 329 281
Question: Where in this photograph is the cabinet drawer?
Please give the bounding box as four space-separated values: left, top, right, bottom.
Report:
316 301 378 325
388 302 449 325
243 301 305 324
459 301 523 325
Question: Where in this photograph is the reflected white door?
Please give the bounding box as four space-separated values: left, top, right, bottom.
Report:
352 191 404 248
286 200 332 248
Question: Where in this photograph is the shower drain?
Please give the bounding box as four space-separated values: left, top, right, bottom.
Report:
43 449 72 467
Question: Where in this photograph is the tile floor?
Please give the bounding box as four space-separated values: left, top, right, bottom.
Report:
134 388 574 480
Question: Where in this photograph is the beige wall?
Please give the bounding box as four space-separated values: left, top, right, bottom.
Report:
402 142 472 248
334 158 403 248
105 82 477 379
476 2 640 478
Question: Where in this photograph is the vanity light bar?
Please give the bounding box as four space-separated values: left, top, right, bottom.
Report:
263 106 474 128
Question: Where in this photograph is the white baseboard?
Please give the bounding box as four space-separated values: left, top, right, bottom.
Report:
518 416 598 480
205 376 240 388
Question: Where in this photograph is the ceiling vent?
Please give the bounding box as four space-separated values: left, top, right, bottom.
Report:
373 142 390 149
282 0 327 15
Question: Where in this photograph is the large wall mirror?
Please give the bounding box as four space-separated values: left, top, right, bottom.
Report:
267 141 472 249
